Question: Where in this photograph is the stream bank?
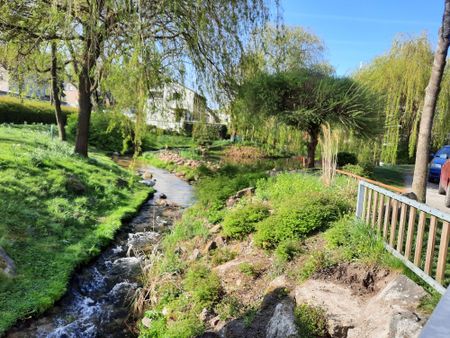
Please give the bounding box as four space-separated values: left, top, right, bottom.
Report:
7 164 194 338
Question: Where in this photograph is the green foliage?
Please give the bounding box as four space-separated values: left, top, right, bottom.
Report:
0 96 75 124
337 151 358 167
66 111 134 153
294 304 328 337
222 202 270 239
184 264 222 309
192 122 223 145
254 197 341 249
215 296 242 320
142 131 195 150
342 164 369 177
298 251 335 282
274 239 303 263
238 262 259 277
0 126 150 334
325 216 387 264
210 248 238 266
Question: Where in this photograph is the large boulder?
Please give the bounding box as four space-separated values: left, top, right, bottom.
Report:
266 299 298 338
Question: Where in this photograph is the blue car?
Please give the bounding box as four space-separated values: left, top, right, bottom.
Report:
429 145 450 182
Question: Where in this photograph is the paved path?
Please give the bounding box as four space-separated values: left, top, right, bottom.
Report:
404 172 448 213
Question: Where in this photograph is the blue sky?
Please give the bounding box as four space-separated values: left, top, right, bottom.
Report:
279 0 444 75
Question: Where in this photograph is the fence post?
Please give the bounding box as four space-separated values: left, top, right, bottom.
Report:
356 181 365 218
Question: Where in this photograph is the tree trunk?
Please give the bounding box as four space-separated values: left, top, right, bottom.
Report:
412 0 450 202
50 41 66 141
74 64 92 157
307 128 319 168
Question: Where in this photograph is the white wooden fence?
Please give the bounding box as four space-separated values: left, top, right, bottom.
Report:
356 180 450 294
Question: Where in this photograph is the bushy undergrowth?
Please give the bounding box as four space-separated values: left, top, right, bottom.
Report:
0 96 76 125
222 202 270 239
342 163 370 178
295 303 328 337
67 111 134 153
0 126 151 334
252 173 354 250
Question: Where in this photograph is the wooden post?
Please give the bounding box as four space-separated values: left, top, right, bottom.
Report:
377 194 384 233
389 200 399 247
371 191 378 227
365 189 373 224
414 211 427 266
396 203 408 253
436 221 450 284
424 216 438 275
383 197 391 240
405 210 420 260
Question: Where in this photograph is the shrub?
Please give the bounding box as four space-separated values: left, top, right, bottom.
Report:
342 164 369 177
325 216 387 264
295 304 328 337
184 265 222 309
337 151 358 167
222 202 270 239
0 96 75 124
210 248 237 266
192 122 223 145
66 111 133 153
274 239 302 263
238 262 259 277
298 251 335 281
254 194 344 249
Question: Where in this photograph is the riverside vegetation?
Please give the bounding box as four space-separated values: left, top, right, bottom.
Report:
135 152 440 337
0 125 152 334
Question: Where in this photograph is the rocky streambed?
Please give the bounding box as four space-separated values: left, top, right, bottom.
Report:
7 164 194 338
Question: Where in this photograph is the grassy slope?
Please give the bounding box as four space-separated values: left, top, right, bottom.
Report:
0 125 152 334
372 165 413 188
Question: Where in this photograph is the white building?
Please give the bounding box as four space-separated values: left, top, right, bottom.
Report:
0 66 79 107
145 82 228 132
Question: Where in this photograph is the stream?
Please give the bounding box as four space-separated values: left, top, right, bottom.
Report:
7 161 194 338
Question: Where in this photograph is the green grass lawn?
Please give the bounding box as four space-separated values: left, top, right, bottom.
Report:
0 125 152 334
371 164 413 188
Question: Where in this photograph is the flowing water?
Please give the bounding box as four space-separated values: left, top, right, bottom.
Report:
7 160 194 338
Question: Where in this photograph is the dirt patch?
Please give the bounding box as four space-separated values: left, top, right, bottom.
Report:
313 262 394 297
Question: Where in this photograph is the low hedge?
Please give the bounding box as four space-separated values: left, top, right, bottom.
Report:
0 96 76 125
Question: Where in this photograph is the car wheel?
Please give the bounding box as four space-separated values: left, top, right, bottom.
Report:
439 182 446 195
446 187 450 208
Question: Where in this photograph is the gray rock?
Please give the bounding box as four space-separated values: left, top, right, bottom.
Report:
142 316 152 328
266 299 298 338
189 248 201 261
209 224 222 234
375 275 427 309
139 179 155 187
0 246 15 277
388 311 424 338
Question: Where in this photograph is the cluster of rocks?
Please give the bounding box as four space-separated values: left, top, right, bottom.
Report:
158 150 219 171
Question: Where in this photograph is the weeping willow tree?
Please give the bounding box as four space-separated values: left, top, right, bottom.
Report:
354 35 450 164
0 0 272 157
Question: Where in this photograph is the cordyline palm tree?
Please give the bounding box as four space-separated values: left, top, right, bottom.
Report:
235 69 381 167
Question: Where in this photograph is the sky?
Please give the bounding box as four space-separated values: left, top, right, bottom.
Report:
279 0 444 75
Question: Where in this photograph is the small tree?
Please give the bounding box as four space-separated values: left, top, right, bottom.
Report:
233 69 381 167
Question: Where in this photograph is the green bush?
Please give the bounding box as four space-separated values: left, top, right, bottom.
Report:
222 202 270 239
0 96 76 124
192 122 224 145
184 265 222 309
274 239 302 263
210 248 237 266
238 262 259 277
325 216 386 263
337 151 358 167
254 194 343 249
295 304 328 337
342 164 369 177
66 111 133 153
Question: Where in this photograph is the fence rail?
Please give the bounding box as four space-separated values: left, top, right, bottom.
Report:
356 180 450 294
